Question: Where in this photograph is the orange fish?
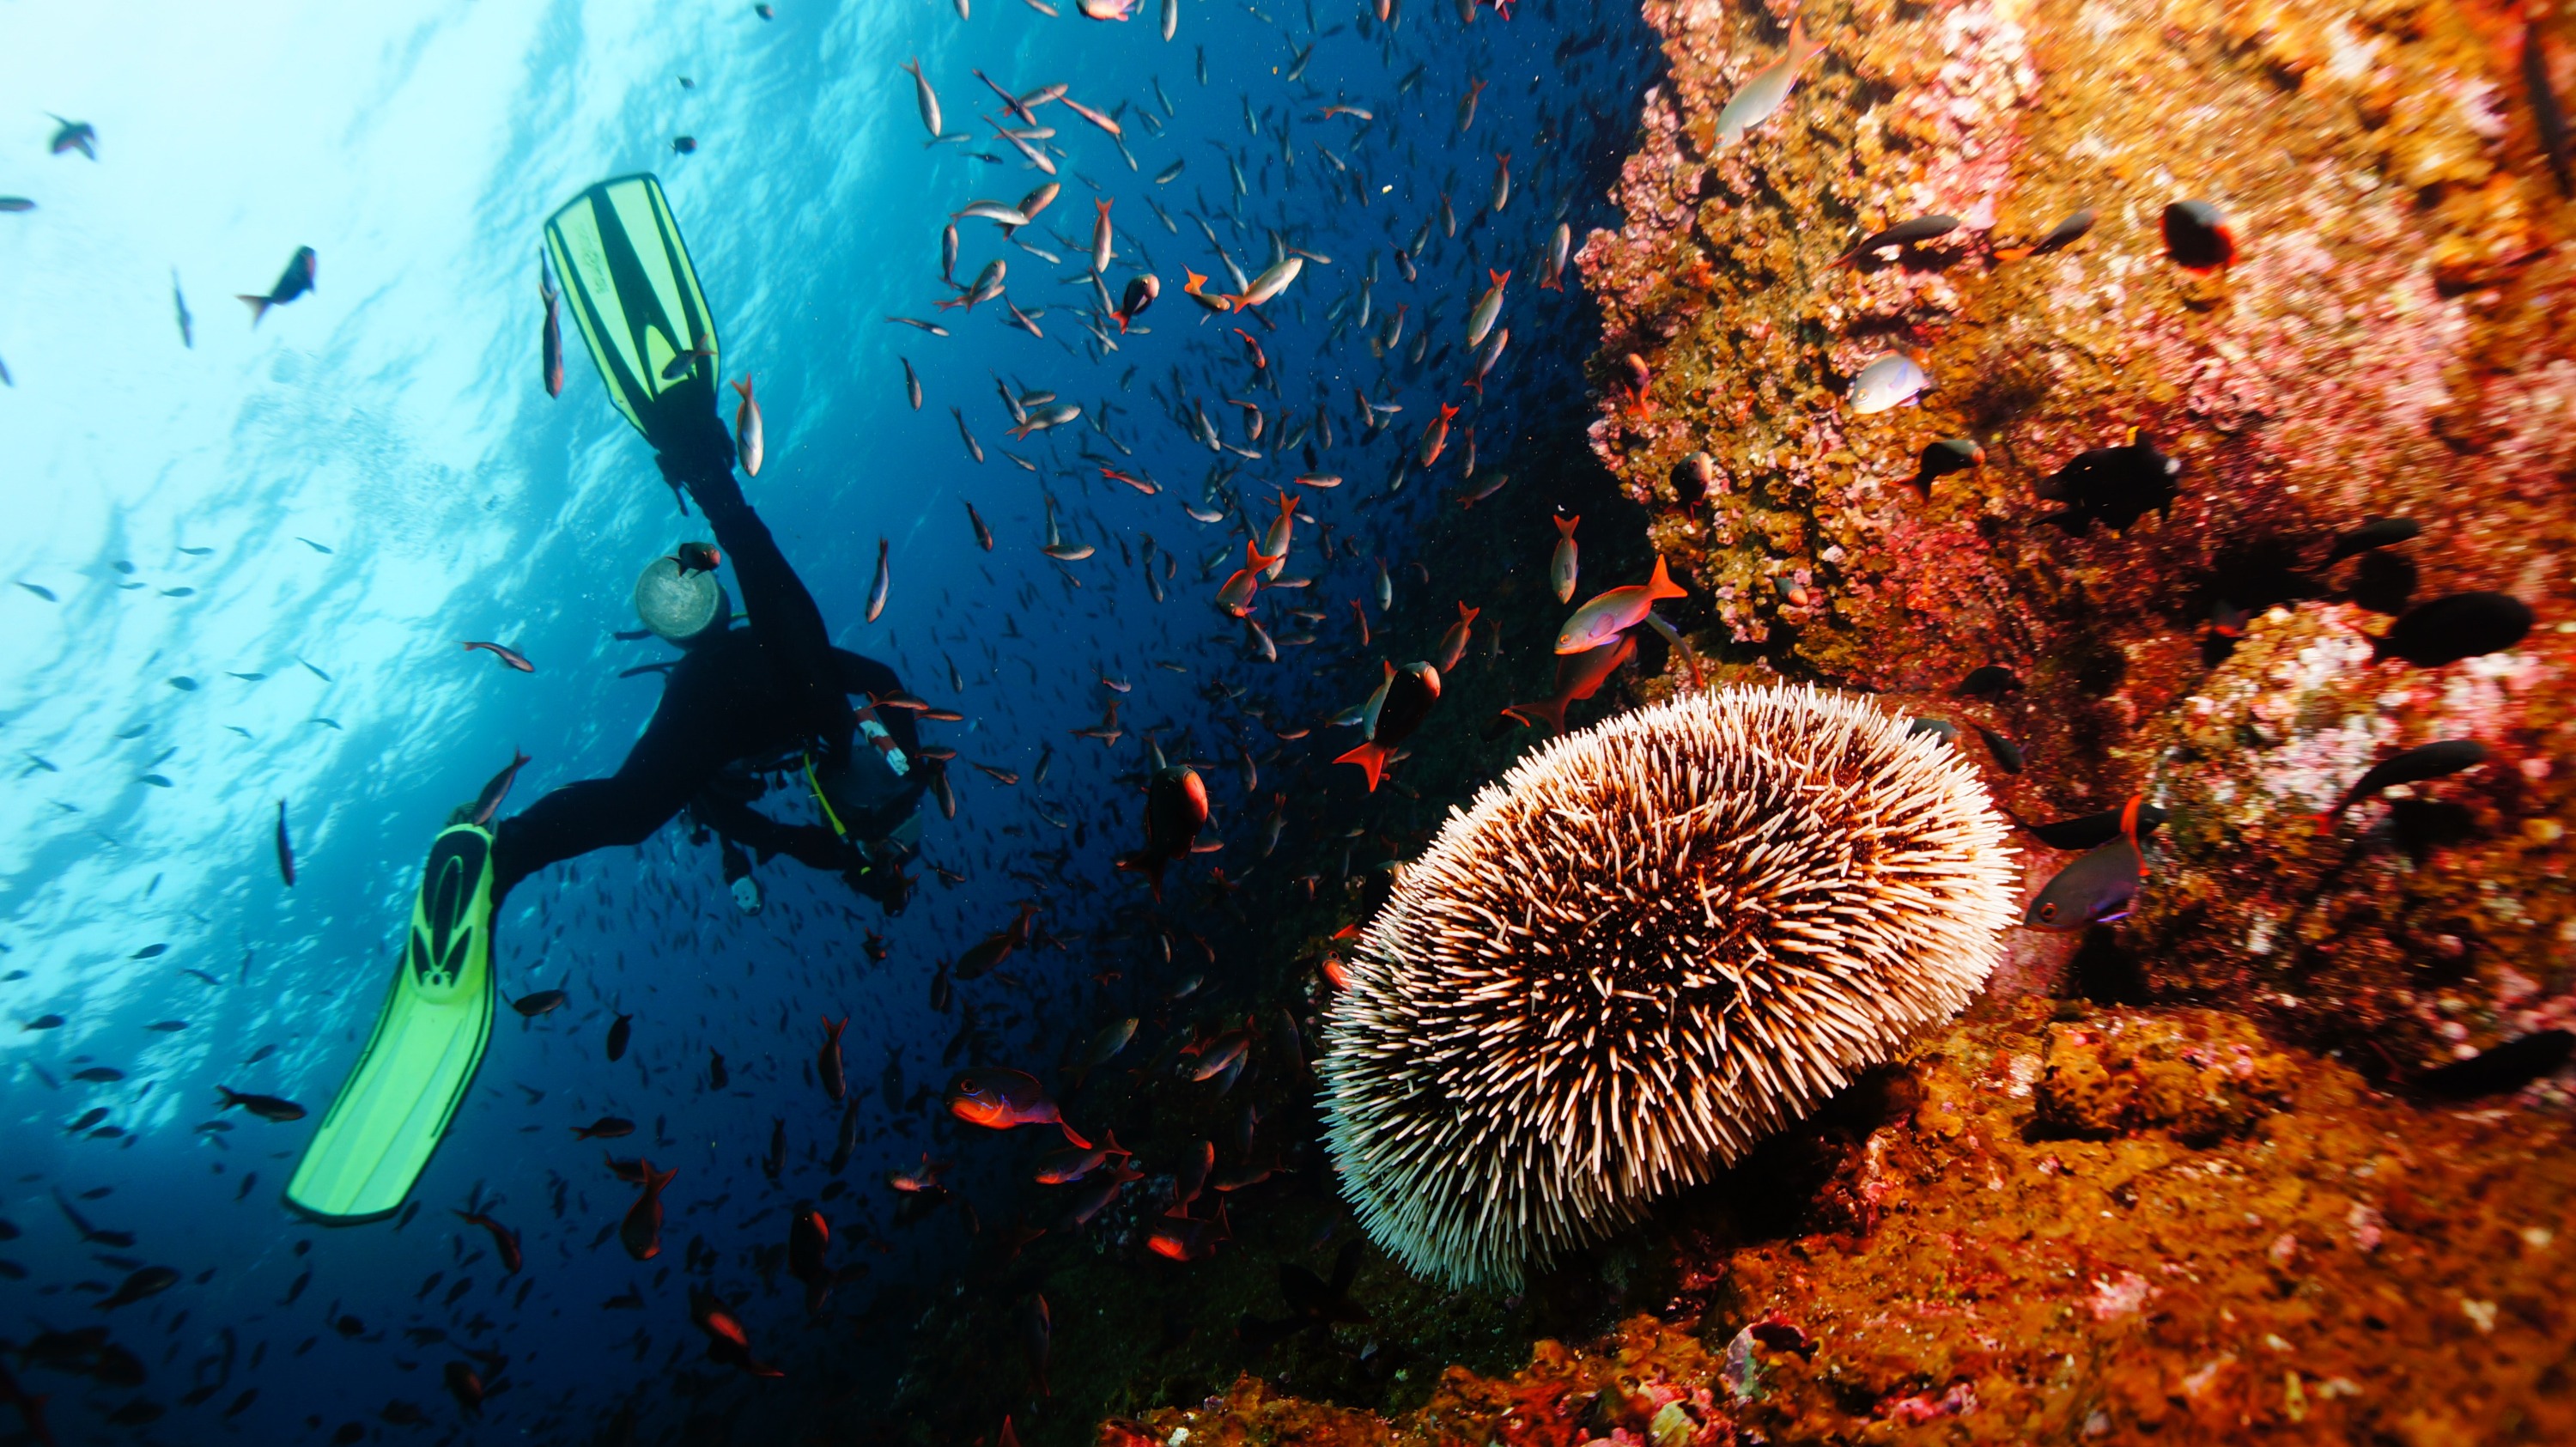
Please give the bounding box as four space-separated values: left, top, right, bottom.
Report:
1181 270 1234 313
1417 403 1459 468
1145 1202 1231 1262
1214 542 1285 617
1555 556 1686 654
946 1068 1090 1146
1504 633 1636 734
453 1210 521 1274
1432 602 1479 672
690 1287 784 1377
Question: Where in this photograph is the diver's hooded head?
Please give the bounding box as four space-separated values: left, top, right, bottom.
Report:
635 551 731 648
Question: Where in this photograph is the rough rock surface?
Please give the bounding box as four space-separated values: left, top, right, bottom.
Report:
1576 0 2575 1061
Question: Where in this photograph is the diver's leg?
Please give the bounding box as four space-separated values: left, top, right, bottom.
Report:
654 423 849 760
489 662 747 903
693 787 859 874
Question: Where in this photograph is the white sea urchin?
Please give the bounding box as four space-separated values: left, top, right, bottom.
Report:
1320 684 2018 1288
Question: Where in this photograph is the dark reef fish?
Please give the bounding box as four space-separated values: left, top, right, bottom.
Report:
1504 633 1633 735
2318 739 2487 830
2160 200 2235 273
1908 437 1983 495
1829 214 1958 269
453 1210 521 1274
216 1085 306 1122
274 799 295 885
2369 592 2533 666
237 246 317 325
1336 660 1441 792
2025 797 2148 929
2416 1029 2573 1098
2033 429 2179 533
2323 515 2420 568
2020 802 2169 851
818 1016 848 1103
619 1160 676 1260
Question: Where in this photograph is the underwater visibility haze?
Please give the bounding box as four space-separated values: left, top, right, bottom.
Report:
9 0 2576 1443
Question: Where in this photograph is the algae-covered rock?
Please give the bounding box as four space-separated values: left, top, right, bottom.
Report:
1577 0 2576 1053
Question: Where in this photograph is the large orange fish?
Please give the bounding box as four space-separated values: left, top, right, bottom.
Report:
1214 542 1285 617
946 1068 1090 1146
1504 633 1635 734
1555 556 1686 654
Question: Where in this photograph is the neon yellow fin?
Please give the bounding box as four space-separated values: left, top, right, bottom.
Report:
285 824 497 1224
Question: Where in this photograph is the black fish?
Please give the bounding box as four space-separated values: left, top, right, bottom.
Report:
709 1050 730 1091
275 800 295 886
2528 21 2573 198
72 1067 124 1083
2371 593 2533 666
2160 200 2234 273
2022 802 2169 851
2034 429 2179 534
511 989 568 1018
1953 665 2019 699
216 1085 306 1122
2026 206 2095 257
2319 739 2487 829
762 1119 787 1182
97 1265 180 1310
2323 515 2421 568
1908 437 1983 495
1831 214 1958 268
1238 1239 1371 1353
2417 1029 2573 1098
606 1012 632 1062
1972 724 2023 775
238 246 317 326
2024 799 2147 930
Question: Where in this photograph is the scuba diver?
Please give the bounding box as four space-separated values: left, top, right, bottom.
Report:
285 174 924 1225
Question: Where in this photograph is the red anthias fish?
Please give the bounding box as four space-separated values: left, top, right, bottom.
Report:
1145 1202 1231 1262
620 1160 677 1261
453 1210 522 1274
887 1152 951 1194
1504 633 1636 734
690 1287 784 1377
1335 661 1441 793
946 1069 1089 1146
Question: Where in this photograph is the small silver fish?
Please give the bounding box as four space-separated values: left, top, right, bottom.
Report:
1715 20 1826 143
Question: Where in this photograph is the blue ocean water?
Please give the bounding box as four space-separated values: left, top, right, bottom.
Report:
0 0 1659 1438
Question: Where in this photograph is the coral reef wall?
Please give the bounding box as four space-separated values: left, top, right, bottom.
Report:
1578 0 2576 1067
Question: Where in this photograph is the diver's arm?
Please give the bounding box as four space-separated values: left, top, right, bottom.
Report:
651 416 849 762
832 648 922 758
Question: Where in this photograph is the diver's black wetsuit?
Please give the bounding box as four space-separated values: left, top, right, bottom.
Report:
489 411 921 906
